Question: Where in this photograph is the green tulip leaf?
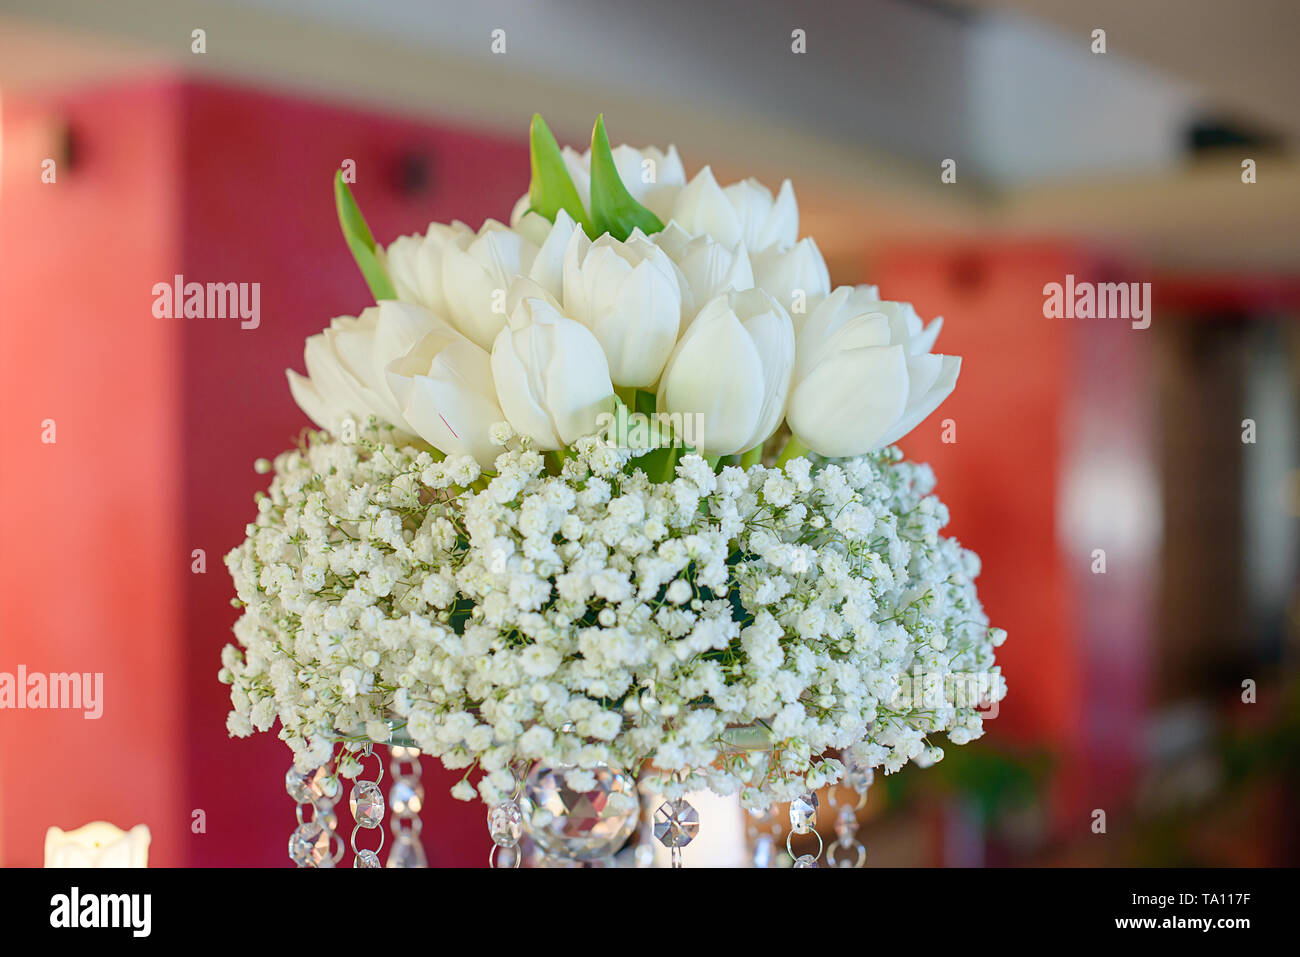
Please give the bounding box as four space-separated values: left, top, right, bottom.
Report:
528 114 589 228
334 170 396 302
588 114 664 241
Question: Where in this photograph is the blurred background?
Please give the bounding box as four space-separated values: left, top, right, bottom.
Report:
0 0 1297 867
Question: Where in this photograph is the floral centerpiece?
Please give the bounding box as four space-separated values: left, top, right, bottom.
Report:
222 116 1007 866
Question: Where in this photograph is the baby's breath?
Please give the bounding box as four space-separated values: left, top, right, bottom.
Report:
223 423 1006 807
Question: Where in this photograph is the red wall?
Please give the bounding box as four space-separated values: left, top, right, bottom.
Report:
1 78 528 866
0 80 184 866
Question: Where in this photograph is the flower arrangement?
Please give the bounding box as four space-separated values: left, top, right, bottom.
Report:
222 116 1006 826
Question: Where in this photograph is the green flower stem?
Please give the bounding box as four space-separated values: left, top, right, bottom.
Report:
705 454 721 471
775 436 810 467
739 445 763 469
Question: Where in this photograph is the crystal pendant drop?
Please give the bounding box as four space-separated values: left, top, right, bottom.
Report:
489 802 523 847
653 799 700 848
845 764 875 795
288 822 330 867
519 764 639 861
835 804 857 842
285 766 319 803
789 792 819 834
387 837 427 868
793 853 818 868
354 848 382 868
350 780 385 828
389 779 424 816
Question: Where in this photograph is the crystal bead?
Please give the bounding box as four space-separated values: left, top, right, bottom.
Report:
314 800 338 832
285 766 319 803
835 804 858 843
788 792 818 834
288 821 330 867
489 802 523 847
793 853 818 868
653 799 700 848
386 835 427 868
752 833 775 868
845 765 875 795
389 779 424 816
354 849 382 868
350 780 385 828
519 764 639 861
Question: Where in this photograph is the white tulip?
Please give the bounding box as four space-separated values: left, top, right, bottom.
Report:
511 208 583 303
788 286 960 457
751 237 830 321
653 221 753 328
657 289 795 456
562 228 682 388
669 166 798 253
441 220 539 350
490 288 616 449
380 221 473 319
386 320 506 466
287 300 434 435
510 143 687 225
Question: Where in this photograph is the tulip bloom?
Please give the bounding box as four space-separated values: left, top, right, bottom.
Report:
287 300 434 436
657 289 794 456
751 237 830 321
490 291 616 449
380 221 473 320
562 229 682 388
440 220 539 350
387 322 506 466
669 166 798 253
788 286 960 456
653 223 753 328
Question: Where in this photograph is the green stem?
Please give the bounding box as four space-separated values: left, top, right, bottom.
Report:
704 454 721 471
775 436 810 467
739 445 763 469
614 385 637 408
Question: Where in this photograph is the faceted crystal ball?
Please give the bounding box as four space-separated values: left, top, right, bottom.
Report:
520 764 639 861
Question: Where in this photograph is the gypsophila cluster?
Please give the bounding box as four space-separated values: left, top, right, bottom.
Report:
222 422 1007 807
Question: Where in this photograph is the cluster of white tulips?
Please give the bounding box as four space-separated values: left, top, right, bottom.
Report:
287 117 960 470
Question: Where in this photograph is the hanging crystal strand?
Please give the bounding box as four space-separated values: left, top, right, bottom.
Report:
487 768 522 868
653 771 699 868
386 745 428 868
286 758 343 867
631 768 657 867
746 805 779 868
827 761 872 867
348 745 386 868
787 791 823 868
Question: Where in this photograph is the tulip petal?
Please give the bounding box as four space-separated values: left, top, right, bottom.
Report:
873 355 961 449
286 369 340 431
911 316 944 356
395 341 504 465
491 318 562 449
670 166 744 250
789 344 909 457
657 296 765 455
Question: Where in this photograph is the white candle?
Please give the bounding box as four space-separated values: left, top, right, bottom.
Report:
44 822 151 867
